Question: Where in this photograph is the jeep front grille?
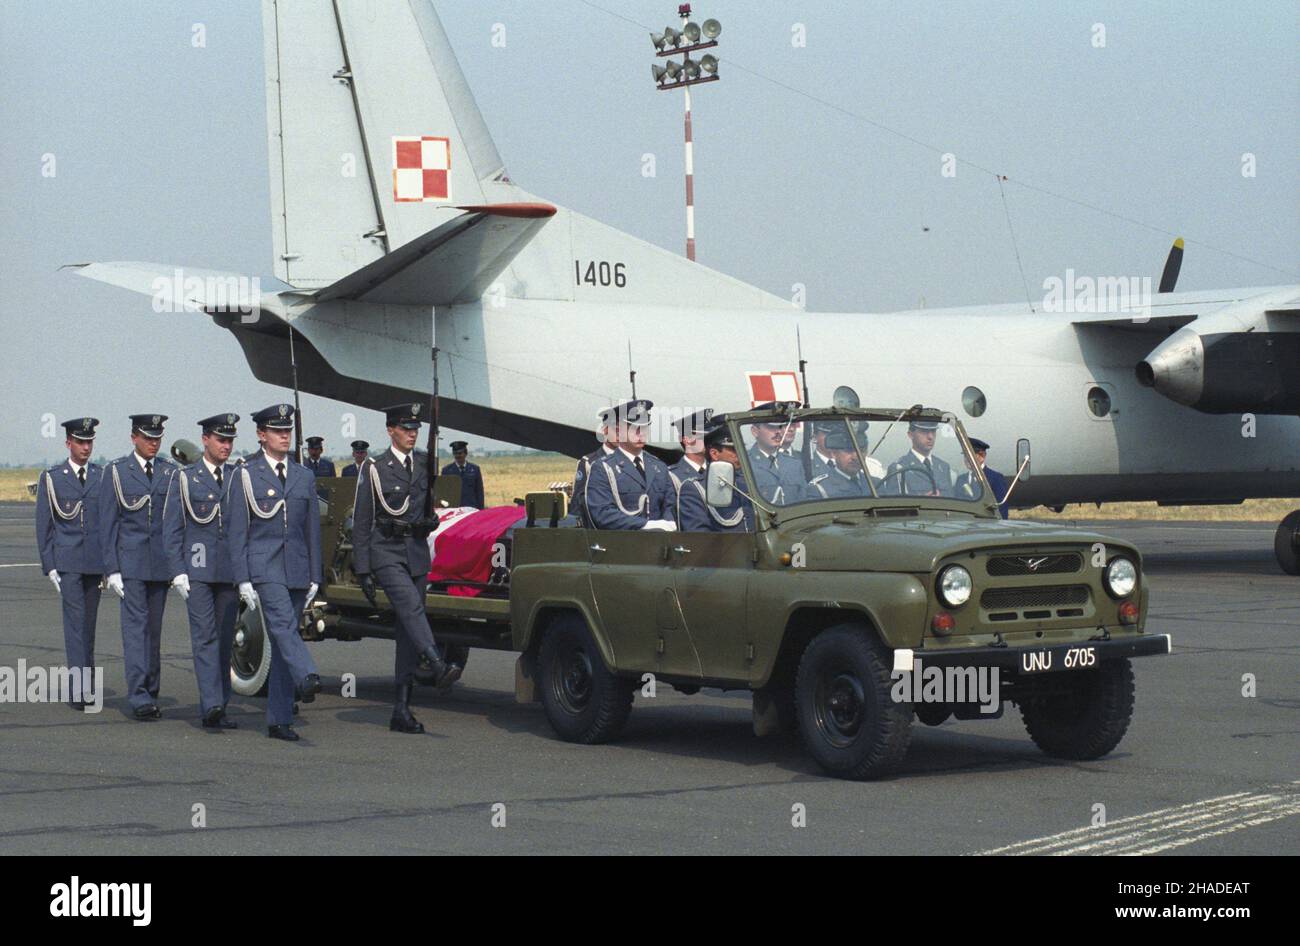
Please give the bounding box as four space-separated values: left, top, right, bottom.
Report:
985 553 1082 576
981 585 1089 609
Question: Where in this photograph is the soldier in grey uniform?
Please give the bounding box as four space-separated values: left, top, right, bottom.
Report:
227 404 323 741
163 413 242 730
99 414 181 720
810 422 838 481
666 409 712 519
584 399 676 530
808 426 875 498
302 436 336 477
341 440 369 477
884 417 955 496
35 417 104 710
352 403 458 735
676 420 753 532
746 410 808 505
570 407 618 527
441 440 485 509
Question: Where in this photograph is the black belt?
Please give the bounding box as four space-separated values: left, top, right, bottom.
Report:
377 518 434 540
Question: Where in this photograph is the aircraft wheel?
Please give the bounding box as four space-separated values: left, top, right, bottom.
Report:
1274 511 1300 576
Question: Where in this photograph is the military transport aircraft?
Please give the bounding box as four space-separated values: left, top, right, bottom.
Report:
67 0 1300 572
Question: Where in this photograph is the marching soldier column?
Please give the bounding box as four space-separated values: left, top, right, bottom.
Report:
227 404 323 741
351 403 460 735
35 417 105 710
163 413 242 730
99 414 180 720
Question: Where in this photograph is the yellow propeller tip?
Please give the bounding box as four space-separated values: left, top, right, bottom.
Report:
1173 237 1184 249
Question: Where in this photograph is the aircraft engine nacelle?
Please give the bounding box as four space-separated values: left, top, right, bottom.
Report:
1136 325 1300 414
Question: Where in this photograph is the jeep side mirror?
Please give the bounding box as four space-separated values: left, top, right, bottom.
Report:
706 462 734 507
1016 438 1031 482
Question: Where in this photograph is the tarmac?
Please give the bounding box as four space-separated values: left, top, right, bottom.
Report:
1 502 1296 855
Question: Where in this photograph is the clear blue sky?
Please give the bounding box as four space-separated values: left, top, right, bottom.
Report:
2 0 1295 464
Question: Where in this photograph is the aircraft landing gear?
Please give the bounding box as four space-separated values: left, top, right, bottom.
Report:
1275 510 1300 576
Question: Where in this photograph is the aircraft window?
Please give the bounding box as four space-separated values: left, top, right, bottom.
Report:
832 386 860 409
962 386 987 417
1087 386 1112 417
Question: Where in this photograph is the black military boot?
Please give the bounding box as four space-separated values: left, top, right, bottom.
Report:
414 645 450 687
389 683 424 734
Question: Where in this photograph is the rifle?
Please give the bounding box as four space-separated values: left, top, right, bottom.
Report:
288 323 304 463
797 327 812 479
422 343 440 530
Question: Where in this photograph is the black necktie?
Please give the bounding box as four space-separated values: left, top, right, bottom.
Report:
145 460 153 480
77 467 86 487
634 457 644 477
215 467 223 489
276 462 286 484
404 456 412 476
923 457 933 472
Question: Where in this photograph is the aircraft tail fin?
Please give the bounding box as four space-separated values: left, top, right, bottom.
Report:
263 0 514 289
263 0 789 310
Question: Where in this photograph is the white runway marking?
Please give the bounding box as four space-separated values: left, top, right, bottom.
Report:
974 781 1300 856
0 563 41 568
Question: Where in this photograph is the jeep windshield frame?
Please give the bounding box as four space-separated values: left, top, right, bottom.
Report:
724 405 1000 525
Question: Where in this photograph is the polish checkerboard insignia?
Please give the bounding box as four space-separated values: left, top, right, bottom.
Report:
392 136 451 203
745 371 803 407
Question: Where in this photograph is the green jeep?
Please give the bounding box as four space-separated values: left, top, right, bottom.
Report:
232 405 1170 781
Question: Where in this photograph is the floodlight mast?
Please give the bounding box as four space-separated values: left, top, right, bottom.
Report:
650 4 721 262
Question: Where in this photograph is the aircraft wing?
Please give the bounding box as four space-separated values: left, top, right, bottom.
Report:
309 202 557 306
63 261 261 311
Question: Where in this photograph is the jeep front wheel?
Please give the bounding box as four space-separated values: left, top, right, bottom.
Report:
1020 658 1135 760
538 614 633 745
794 624 912 780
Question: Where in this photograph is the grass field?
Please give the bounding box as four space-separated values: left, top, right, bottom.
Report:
5 461 1293 521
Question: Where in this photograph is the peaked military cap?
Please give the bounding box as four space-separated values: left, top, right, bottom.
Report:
969 437 990 451
62 417 99 441
305 436 324 447
129 413 167 437
673 409 714 438
251 403 296 430
823 426 858 451
350 440 370 451
703 417 735 450
908 413 941 431
450 440 468 451
383 402 424 429
611 398 653 428
198 413 239 437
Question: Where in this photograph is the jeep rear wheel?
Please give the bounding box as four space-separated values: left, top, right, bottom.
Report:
794 624 912 780
231 601 271 697
538 614 633 745
1021 658 1135 760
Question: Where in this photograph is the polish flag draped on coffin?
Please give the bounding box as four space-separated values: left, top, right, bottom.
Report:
426 506 527 595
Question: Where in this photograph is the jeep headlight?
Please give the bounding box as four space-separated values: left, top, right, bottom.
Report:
1105 556 1137 598
937 565 973 608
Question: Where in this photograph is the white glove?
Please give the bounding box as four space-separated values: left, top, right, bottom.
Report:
106 573 125 599
47 570 61 593
305 583 319 605
172 574 190 600
238 581 259 611
641 519 678 532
